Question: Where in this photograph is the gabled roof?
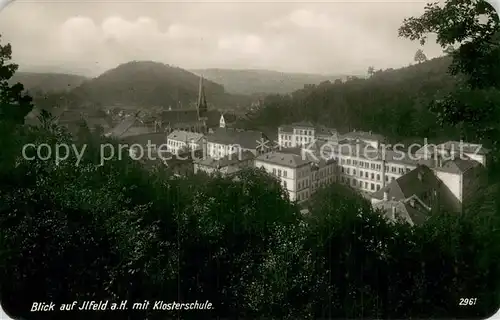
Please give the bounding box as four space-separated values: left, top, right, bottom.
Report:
167 130 204 143
438 141 489 155
194 150 255 168
255 150 314 168
372 165 441 201
105 115 146 138
160 110 200 124
435 158 482 174
206 128 268 150
120 132 168 146
373 200 429 226
341 130 385 142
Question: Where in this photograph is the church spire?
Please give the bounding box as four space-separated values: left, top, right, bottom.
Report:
197 76 208 118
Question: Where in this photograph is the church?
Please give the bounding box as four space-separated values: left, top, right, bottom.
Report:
149 76 210 134
106 76 231 138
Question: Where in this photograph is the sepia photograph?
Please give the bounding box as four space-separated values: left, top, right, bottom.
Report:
0 0 499 319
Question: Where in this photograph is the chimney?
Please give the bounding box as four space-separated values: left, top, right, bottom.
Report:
383 190 388 201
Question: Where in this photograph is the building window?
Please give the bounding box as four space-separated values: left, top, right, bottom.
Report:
278 169 282 177
377 174 380 181
371 173 374 179
347 159 351 165
371 183 375 190
284 181 287 188
347 168 350 174
353 169 356 175
365 182 368 188
283 170 287 177
353 160 358 166
360 170 363 177
371 163 375 169
391 166 397 173
385 176 389 182
273 168 276 175
376 184 381 191
365 162 369 168
365 172 368 178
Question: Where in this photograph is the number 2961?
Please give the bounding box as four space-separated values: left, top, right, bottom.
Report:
459 298 477 306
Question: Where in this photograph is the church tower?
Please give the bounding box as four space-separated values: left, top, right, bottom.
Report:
196 76 208 119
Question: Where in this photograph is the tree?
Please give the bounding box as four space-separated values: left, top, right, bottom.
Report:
399 0 500 145
443 45 455 55
414 48 427 63
367 66 375 77
0 35 33 125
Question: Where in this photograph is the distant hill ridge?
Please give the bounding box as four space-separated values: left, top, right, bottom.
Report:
9 72 88 93
190 68 346 95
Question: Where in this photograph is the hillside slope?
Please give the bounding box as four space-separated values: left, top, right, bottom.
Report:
64 61 252 110
242 56 462 143
190 68 345 95
9 72 88 93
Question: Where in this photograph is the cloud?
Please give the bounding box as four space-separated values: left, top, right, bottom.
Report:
0 1 444 76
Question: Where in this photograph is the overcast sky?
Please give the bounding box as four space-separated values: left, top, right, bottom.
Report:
0 0 445 77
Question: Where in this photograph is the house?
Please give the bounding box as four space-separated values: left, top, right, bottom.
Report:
119 132 169 162
431 156 484 213
278 121 339 148
254 149 336 203
340 129 386 149
415 140 489 166
106 76 212 138
194 150 255 176
166 130 204 155
164 149 205 176
206 128 271 158
373 199 429 226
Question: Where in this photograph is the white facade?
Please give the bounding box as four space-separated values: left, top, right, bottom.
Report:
255 153 336 203
278 124 339 148
166 130 203 155
207 142 254 159
334 152 414 194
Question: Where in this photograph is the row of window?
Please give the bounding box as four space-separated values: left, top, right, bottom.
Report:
272 168 288 178
294 129 314 136
341 176 382 191
341 167 397 183
297 189 310 202
340 157 411 174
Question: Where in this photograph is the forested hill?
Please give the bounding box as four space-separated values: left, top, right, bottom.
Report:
9 72 88 93
242 56 461 143
68 61 229 108
26 61 255 112
190 68 345 95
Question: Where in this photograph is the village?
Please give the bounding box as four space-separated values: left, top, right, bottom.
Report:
46 76 489 227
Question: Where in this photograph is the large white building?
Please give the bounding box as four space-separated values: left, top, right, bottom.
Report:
255 149 337 203
278 121 339 148
277 122 488 216
194 150 255 176
166 130 204 155
206 128 270 158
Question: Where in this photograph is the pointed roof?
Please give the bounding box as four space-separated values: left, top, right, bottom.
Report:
197 76 208 111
